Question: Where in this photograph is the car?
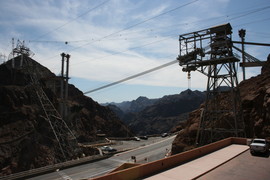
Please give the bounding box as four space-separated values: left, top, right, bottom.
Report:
249 138 269 155
161 133 168 137
101 146 117 152
140 136 148 140
134 137 140 141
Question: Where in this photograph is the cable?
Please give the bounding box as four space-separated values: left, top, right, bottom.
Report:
33 0 197 64
234 17 270 28
33 2 270 76
83 60 178 94
31 3 268 45
38 3 269 61
227 5 270 21
67 0 199 53
30 0 111 42
71 34 178 66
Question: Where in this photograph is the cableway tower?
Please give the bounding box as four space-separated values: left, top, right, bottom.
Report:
177 23 245 146
9 39 81 163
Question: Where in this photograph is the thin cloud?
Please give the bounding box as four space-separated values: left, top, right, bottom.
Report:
0 0 269 102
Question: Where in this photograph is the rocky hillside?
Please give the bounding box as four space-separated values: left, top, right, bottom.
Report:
0 56 132 176
171 55 270 154
109 90 205 135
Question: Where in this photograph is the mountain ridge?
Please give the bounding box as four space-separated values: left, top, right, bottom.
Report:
106 89 206 135
0 56 132 176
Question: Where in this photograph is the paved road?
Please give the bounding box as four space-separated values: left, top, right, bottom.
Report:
28 135 175 180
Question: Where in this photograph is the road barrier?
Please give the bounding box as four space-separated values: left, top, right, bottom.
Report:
0 154 110 180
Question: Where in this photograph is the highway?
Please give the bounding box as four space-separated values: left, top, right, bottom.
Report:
28 135 176 180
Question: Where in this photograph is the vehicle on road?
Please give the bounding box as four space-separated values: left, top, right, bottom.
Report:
101 146 117 152
140 136 148 140
249 138 269 155
134 137 140 141
161 133 168 137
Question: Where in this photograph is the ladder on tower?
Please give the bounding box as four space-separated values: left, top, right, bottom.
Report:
36 86 78 162
23 56 80 163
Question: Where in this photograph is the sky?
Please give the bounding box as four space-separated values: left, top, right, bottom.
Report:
0 0 269 103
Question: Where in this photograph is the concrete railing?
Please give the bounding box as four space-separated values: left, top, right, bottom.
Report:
92 137 247 180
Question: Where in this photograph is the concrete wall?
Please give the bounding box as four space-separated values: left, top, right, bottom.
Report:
109 163 141 174
91 137 247 180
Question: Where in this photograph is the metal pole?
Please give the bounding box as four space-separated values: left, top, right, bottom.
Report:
239 29 246 80
60 53 65 118
65 54 70 120
232 41 270 46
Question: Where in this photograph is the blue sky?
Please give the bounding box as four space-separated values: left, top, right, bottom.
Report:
0 0 269 103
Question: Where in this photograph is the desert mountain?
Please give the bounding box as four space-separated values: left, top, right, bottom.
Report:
104 96 158 113
107 90 206 135
0 56 132 175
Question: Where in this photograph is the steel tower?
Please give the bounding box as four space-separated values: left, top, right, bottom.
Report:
177 23 245 145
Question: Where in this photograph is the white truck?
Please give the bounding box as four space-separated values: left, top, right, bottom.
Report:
249 138 269 155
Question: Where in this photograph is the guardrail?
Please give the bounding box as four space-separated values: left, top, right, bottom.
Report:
0 154 111 180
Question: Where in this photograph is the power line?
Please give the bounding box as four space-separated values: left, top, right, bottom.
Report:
83 60 178 94
68 0 199 52
71 34 177 66
234 17 270 28
30 3 268 45
227 5 270 21
75 10 270 67
33 2 270 75
30 0 111 42
32 0 198 64
37 2 269 57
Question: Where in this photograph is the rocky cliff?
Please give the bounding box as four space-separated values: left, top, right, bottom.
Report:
0 56 132 176
171 55 270 154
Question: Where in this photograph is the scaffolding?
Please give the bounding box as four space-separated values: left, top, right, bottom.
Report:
177 23 245 146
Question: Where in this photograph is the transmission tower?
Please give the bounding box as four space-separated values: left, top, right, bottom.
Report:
10 40 81 163
177 23 245 146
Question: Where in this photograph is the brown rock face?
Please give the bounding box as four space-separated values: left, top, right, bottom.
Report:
172 54 270 155
0 56 132 176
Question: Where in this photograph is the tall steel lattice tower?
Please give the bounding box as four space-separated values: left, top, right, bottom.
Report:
10 40 81 163
177 23 245 146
